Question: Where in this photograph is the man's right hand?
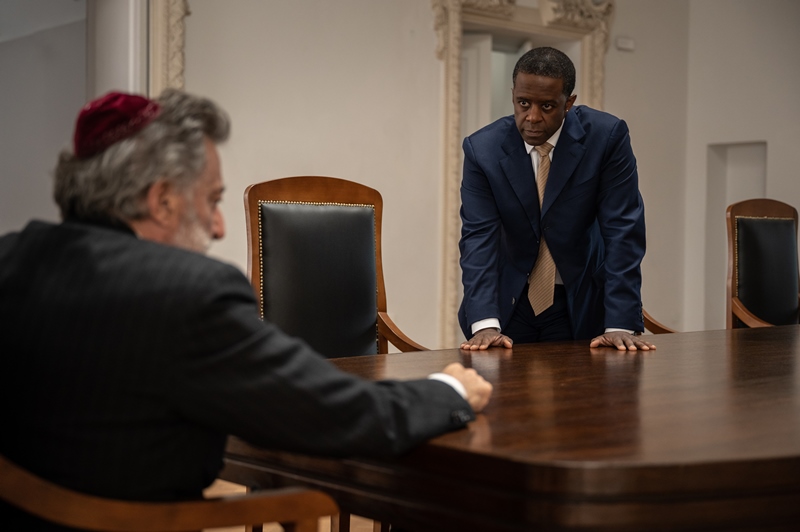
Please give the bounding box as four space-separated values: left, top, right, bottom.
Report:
442 362 493 412
460 328 513 351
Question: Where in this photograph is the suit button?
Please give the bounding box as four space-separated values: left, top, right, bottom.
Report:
512 297 516 305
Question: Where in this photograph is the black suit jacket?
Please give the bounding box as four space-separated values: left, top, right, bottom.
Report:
0 220 472 528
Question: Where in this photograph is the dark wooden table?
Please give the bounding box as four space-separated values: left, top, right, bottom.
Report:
221 326 800 531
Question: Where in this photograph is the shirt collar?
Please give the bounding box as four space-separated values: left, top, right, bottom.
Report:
524 121 564 155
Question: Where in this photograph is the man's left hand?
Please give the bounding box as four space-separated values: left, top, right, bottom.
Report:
589 331 656 351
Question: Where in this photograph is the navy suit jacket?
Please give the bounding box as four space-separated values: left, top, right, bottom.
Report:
0 220 473 530
458 105 646 340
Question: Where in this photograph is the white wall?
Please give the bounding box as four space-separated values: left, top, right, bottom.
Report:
0 1 85 233
86 0 148 97
605 0 800 332
605 0 690 331
0 0 148 235
4 0 800 340
0 0 84 42
683 0 800 330
184 0 445 347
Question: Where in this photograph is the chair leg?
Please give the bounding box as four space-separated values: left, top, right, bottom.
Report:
245 486 263 532
331 512 350 532
285 519 318 532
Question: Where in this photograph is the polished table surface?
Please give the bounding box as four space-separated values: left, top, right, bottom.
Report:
221 326 800 531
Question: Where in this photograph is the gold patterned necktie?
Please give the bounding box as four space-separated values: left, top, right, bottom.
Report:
528 142 556 315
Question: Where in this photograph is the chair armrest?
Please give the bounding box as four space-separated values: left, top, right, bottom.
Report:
731 297 775 328
378 311 427 352
642 308 677 334
0 454 337 532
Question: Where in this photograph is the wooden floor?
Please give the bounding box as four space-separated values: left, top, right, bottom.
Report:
203 479 376 532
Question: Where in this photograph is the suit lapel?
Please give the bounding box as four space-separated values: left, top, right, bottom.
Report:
542 110 586 217
499 123 541 237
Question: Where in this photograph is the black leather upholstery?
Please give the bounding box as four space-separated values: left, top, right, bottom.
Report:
736 217 800 326
259 201 378 357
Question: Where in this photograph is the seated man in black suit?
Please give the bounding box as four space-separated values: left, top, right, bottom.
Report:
0 89 492 530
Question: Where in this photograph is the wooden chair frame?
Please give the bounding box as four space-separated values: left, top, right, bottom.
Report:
0 454 337 532
244 176 426 354
245 176 417 532
726 198 800 329
642 308 676 334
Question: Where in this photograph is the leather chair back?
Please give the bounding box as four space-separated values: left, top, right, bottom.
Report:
727 199 800 328
258 200 379 357
244 176 426 360
734 216 799 325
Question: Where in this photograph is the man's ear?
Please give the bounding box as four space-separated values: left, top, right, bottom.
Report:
565 94 578 112
145 180 180 227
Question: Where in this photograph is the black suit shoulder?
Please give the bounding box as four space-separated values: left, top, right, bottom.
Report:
1 220 474 515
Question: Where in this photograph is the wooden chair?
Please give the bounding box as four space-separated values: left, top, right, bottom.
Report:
642 308 677 334
243 175 425 357
726 198 800 328
0 453 337 532
243 176 415 532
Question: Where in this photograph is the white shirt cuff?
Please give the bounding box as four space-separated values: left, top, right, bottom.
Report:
605 328 634 334
471 318 501 335
428 373 468 399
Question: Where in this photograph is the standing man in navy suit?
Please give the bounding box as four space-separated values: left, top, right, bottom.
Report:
458 47 656 351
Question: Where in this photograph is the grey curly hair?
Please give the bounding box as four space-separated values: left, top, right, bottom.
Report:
53 89 230 223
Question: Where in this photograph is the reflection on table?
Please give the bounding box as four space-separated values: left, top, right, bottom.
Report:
222 326 800 531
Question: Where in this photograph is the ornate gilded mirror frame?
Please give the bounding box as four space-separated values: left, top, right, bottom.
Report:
432 0 614 346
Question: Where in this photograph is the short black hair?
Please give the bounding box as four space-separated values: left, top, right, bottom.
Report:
512 46 576 97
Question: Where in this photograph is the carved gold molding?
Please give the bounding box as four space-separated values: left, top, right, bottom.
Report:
544 0 614 30
432 0 614 347
148 0 190 96
541 0 614 109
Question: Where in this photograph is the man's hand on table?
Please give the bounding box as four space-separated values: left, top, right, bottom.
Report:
590 331 656 351
442 362 493 412
460 328 513 351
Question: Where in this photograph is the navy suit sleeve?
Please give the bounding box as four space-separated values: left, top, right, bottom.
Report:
595 119 646 331
459 135 504 332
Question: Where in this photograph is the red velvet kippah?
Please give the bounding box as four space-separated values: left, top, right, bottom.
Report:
73 92 161 159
